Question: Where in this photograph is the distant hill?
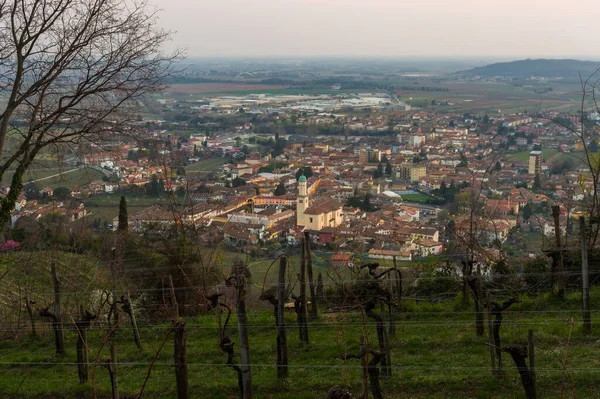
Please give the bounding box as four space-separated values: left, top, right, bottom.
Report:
460 59 599 78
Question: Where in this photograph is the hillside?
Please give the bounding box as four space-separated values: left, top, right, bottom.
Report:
461 58 599 78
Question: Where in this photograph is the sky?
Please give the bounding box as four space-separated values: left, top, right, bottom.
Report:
151 0 600 60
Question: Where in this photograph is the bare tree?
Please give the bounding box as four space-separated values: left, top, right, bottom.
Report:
0 0 178 229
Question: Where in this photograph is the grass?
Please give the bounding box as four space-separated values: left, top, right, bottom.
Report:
1 288 600 398
507 149 559 164
1 162 72 186
1 247 600 398
185 158 228 173
84 194 171 223
546 151 587 167
400 193 440 204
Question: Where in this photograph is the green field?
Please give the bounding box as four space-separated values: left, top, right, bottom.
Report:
2 249 600 398
2 166 106 189
185 158 228 173
507 149 559 163
546 151 587 167
400 193 440 204
1 288 599 398
41 168 106 189
84 195 172 223
1 161 72 186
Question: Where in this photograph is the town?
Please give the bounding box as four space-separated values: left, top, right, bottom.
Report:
3 86 592 268
1 3 599 395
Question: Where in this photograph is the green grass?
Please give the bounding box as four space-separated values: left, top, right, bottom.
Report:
546 151 587 167
20 167 106 189
84 195 171 223
400 193 440 204
2 289 600 398
507 149 559 163
1 162 72 186
185 158 228 173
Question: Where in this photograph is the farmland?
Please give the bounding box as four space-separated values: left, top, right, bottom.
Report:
400 193 439 204
84 194 171 223
185 158 228 174
507 149 559 164
165 83 288 95
1 284 599 398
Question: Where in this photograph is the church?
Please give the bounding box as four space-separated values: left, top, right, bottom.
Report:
296 175 343 231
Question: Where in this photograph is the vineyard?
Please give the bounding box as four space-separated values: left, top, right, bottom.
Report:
0 243 598 399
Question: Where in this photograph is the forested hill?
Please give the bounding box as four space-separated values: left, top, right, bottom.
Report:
460 59 599 78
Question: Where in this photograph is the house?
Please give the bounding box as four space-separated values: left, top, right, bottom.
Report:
103 183 119 193
331 253 353 268
368 248 412 261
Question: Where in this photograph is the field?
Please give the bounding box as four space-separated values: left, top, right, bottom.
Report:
394 80 582 114
166 83 287 95
546 151 587 167
84 194 171 223
2 165 105 190
185 158 228 173
1 287 599 398
400 193 439 204
506 149 559 164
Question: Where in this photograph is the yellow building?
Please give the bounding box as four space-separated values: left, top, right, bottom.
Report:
528 151 542 175
296 175 342 230
396 164 427 183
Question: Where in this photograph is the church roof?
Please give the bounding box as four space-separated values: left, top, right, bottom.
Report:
304 198 342 215
298 175 307 183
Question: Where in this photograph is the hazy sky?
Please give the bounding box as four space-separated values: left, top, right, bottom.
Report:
152 0 600 59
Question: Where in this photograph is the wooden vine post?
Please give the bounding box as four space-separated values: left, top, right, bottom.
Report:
297 237 309 344
304 231 318 318
51 262 65 356
75 307 96 384
552 205 566 297
121 291 142 349
109 247 119 399
276 256 289 378
580 217 592 334
231 261 253 398
170 275 188 399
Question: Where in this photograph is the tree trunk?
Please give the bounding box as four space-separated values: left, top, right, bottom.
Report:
486 296 496 376
236 274 253 398
360 336 369 399
121 293 141 349
76 328 88 384
298 238 309 344
504 345 536 399
276 257 288 378
174 320 188 399
50 263 65 356
466 275 485 337
109 249 119 399
75 308 95 384
109 342 119 399
580 217 591 334
25 295 36 337
528 330 536 399
367 352 384 399
304 232 318 319
552 205 565 297
365 300 391 377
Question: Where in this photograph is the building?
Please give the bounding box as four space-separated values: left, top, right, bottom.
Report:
297 175 310 226
528 151 542 175
296 175 342 230
396 164 427 183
